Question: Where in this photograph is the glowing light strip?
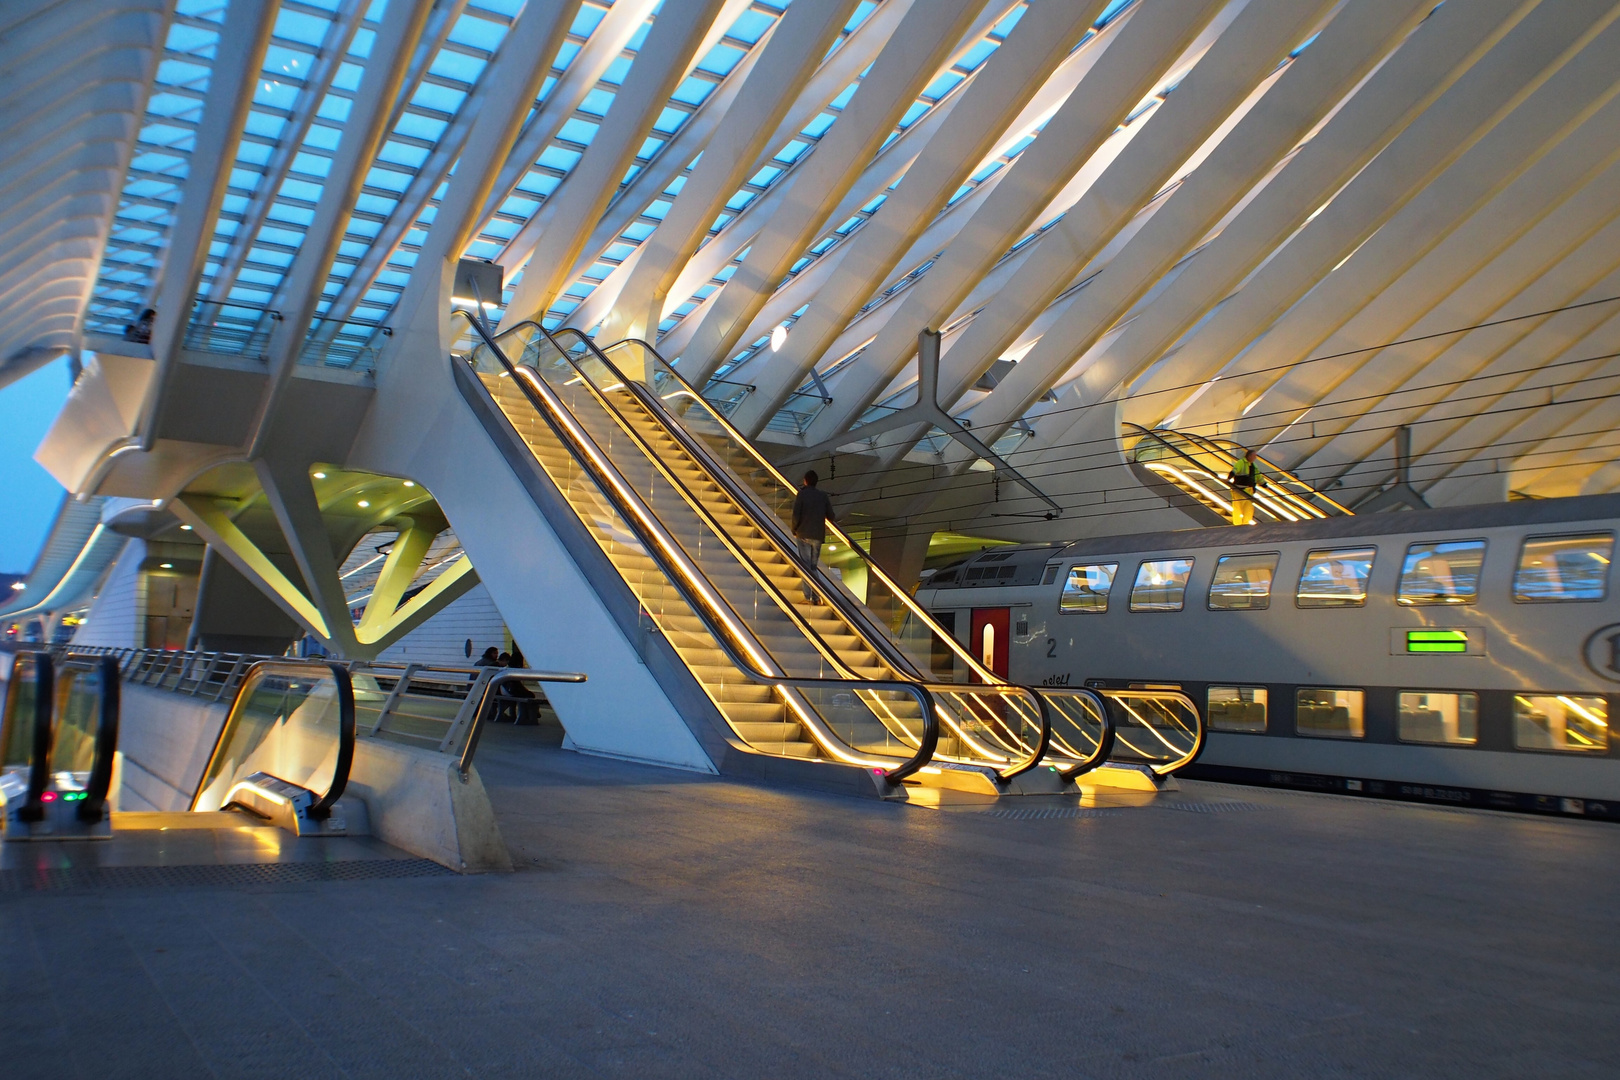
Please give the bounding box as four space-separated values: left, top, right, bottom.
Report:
1 525 109 619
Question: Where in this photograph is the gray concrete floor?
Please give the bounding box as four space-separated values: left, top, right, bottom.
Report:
4 720 1618 1079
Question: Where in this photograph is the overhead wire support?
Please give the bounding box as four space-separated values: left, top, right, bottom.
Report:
787 329 1063 519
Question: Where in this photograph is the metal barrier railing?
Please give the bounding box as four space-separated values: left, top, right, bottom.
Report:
45 646 585 781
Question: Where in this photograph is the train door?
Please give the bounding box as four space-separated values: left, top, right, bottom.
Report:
969 607 1010 682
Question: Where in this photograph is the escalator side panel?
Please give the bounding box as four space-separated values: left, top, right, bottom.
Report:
456 358 735 769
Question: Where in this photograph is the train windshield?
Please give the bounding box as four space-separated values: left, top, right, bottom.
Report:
1397 540 1485 605
1060 563 1117 612
1513 534 1613 602
1296 548 1375 607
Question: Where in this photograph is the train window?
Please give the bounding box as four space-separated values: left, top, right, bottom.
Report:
1207 687 1267 733
1398 691 1478 745
1208 553 1278 610
1397 540 1485 605
1060 563 1117 613
1130 558 1193 612
1513 534 1613 602
1295 688 1365 738
1296 548 1376 608
1513 694 1609 753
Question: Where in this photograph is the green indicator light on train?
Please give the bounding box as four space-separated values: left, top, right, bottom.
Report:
1407 630 1468 654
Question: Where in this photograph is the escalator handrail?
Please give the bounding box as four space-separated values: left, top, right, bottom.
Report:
191 659 356 817
17 650 53 822
1026 685 1114 781
1094 687 1205 775
501 323 1060 782
61 653 121 822
505 325 882 689
455 312 941 783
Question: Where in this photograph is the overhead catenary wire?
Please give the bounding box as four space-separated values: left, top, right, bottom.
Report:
837 416 1620 537
820 293 1620 463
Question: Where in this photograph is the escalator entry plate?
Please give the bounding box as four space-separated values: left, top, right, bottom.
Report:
224 772 371 837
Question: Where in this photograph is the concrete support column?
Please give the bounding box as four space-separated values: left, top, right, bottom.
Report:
863 523 933 630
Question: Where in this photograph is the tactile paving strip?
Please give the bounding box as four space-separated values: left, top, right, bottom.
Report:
1153 801 1269 814
978 807 1125 820
0 858 455 892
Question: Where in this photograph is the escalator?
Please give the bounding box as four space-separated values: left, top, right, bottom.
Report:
452 314 1199 792
189 660 366 835
1125 422 1349 525
1 651 364 838
598 334 1206 786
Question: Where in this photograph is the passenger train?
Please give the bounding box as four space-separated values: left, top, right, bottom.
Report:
914 494 1620 820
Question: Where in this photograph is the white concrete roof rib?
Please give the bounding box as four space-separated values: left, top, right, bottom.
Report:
6 0 1620 520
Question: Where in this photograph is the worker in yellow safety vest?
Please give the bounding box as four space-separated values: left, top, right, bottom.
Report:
1227 448 1259 525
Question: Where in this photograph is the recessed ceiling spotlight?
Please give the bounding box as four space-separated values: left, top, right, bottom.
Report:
180 524 193 531
160 563 173 569
357 500 370 508
403 480 415 487
313 471 327 479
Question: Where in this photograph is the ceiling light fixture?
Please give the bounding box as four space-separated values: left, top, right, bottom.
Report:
357 500 370 508
160 563 173 569
770 325 788 352
313 471 327 479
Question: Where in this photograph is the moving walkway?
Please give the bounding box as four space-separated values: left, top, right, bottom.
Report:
451 315 1201 793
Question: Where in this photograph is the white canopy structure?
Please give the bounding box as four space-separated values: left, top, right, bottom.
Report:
8 0 1620 541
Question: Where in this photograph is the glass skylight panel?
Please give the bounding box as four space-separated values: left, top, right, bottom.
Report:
448 12 506 53
559 117 601 145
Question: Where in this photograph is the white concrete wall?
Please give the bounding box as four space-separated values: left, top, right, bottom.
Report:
372 582 508 666
113 682 229 811
72 539 146 648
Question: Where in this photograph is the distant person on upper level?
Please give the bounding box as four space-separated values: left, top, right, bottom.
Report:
1227 447 1259 526
792 469 835 603
124 308 154 344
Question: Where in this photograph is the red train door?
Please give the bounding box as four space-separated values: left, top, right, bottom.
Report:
969 607 1010 682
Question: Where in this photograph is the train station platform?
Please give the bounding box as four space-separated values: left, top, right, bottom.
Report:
4 721 1615 1079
